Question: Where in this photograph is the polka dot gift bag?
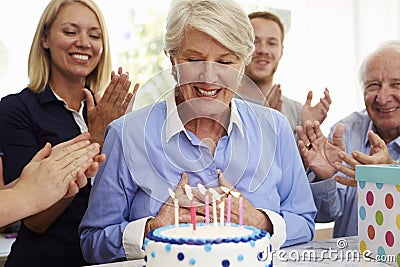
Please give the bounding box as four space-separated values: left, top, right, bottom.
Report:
356 164 400 267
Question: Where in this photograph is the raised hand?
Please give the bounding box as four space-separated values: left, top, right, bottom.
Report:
297 121 346 180
301 88 331 127
264 84 282 111
84 67 140 147
332 130 394 187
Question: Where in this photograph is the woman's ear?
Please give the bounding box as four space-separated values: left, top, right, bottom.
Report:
41 36 49 49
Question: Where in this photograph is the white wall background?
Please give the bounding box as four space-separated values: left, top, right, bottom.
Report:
0 0 399 135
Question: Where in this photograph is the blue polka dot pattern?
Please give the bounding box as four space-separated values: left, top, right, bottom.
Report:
144 255 147 262
204 243 212 252
250 240 255 247
222 259 230 267
165 244 171 252
151 251 156 258
189 258 196 265
377 246 386 257
237 254 244 261
359 206 366 220
177 252 185 261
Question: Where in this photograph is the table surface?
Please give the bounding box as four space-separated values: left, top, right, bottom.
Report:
87 236 396 267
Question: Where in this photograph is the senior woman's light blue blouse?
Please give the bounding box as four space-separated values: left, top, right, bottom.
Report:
79 94 316 264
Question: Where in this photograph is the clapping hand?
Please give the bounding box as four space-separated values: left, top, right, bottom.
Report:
332 130 394 187
296 121 346 180
84 67 140 147
264 84 282 111
301 88 331 127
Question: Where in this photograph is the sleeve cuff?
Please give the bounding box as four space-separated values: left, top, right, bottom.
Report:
122 216 152 260
258 208 286 250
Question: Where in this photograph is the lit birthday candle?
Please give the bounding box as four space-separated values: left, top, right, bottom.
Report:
168 188 179 229
197 184 209 225
218 199 224 226
184 184 196 230
209 188 220 227
220 186 231 225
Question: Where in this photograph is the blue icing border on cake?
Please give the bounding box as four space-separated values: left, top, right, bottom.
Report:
146 223 270 246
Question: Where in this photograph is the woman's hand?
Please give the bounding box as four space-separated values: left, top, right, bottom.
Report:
84 67 139 147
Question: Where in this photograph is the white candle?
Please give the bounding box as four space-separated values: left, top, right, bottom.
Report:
218 200 224 226
212 194 218 227
197 184 209 225
209 188 220 227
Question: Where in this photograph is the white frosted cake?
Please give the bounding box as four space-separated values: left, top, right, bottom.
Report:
143 223 272 266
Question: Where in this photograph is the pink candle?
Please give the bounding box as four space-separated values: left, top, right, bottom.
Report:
190 198 196 230
239 196 243 226
227 194 232 224
185 185 196 231
205 195 210 225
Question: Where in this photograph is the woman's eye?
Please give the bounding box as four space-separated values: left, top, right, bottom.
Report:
218 61 232 65
64 31 76 36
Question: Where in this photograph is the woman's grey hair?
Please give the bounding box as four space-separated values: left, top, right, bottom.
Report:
358 40 400 89
164 0 255 65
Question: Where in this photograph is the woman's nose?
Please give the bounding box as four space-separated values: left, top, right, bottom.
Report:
199 62 219 83
76 34 91 48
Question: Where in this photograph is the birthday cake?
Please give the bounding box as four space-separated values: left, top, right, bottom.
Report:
143 223 272 267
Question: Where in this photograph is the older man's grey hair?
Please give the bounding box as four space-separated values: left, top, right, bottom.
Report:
358 40 400 89
164 0 255 65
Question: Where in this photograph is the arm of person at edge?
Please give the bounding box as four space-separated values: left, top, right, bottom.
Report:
23 69 137 233
300 88 332 127
0 133 102 228
23 134 106 233
84 67 139 148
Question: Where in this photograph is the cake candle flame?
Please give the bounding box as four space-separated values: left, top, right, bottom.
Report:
197 183 207 195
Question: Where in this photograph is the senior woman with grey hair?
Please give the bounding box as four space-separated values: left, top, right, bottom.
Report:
79 0 316 264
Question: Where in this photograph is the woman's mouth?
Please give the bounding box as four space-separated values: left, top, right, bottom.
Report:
195 87 222 97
